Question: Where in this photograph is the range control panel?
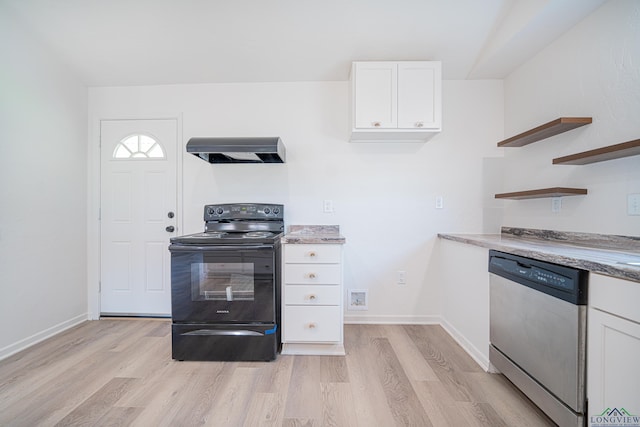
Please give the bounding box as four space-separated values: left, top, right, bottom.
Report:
204 203 284 221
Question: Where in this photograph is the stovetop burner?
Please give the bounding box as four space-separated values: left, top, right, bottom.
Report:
169 231 227 241
244 231 274 238
186 232 227 239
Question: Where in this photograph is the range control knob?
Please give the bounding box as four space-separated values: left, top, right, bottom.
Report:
216 208 224 215
264 207 271 214
207 207 214 215
273 208 280 214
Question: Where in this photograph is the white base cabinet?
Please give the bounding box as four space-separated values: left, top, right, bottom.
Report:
350 61 442 142
281 243 345 355
588 273 640 421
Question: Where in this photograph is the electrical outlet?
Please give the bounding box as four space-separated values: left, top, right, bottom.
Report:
551 197 562 213
397 270 406 285
628 194 640 216
435 196 444 209
323 199 334 213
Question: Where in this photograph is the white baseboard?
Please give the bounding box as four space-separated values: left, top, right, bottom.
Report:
0 313 88 361
281 342 345 356
439 318 490 371
344 314 442 324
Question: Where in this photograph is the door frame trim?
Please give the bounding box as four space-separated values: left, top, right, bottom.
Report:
88 114 183 320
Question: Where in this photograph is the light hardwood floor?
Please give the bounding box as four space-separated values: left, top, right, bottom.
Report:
0 319 554 426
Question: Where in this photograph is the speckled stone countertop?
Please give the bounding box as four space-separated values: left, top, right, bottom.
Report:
281 225 346 244
438 227 640 283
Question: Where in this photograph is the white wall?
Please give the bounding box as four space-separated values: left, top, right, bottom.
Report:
436 1 640 372
0 7 88 358
89 79 503 322
501 0 640 234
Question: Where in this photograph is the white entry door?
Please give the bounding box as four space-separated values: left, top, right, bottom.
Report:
100 119 178 316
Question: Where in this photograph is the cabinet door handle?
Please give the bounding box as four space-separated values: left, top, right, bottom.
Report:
308 294 317 301
307 273 317 279
308 251 317 258
307 322 317 329
372 121 381 127
415 121 424 128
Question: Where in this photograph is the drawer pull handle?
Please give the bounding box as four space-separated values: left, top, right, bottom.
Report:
307 273 317 279
372 121 381 127
308 251 317 258
308 294 317 300
415 121 424 128
308 322 317 329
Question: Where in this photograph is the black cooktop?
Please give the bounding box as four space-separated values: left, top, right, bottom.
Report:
170 230 283 245
170 203 284 246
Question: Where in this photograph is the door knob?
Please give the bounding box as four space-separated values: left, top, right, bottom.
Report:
167 211 175 218
165 226 175 232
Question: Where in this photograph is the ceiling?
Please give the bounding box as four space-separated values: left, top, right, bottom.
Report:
2 0 607 86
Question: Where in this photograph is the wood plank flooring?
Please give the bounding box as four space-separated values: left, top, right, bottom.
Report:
0 320 554 426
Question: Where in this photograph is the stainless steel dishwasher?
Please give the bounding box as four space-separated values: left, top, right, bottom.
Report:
488 250 588 427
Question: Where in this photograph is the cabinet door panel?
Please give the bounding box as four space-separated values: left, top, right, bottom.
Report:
397 62 441 129
353 62 397 129
588 308 640 418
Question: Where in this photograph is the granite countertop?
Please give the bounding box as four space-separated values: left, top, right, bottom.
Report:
281 225 346 244
438 227 640 283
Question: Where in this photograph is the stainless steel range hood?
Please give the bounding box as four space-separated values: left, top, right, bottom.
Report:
186 137 286 163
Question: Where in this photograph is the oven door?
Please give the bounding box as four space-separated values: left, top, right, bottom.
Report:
170 244 276 323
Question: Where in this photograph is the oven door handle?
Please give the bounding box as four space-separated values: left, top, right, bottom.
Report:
182 329 265 337
169 245 274 252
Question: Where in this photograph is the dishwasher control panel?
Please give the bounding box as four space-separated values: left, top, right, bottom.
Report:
488 250 588 305
531 266 573 290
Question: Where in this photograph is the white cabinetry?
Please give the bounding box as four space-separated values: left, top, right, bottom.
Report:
281 244 345 355
588 273 640 420
350 61 441 142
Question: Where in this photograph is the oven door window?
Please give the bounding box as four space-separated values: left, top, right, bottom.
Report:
192 262 255 302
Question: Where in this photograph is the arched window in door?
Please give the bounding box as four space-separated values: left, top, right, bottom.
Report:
113 134 165 159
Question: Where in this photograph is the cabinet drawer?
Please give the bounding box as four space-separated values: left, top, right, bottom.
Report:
285 244 341 264
285 285 341 305
284 306 342 343
590 273 640 324
284 264 341 284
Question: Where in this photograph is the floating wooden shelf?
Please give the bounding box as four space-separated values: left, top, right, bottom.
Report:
498 117 592 148
553 139 640 165
495 187 588 200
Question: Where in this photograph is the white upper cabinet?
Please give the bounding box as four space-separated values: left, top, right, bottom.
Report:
350 61 441 142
